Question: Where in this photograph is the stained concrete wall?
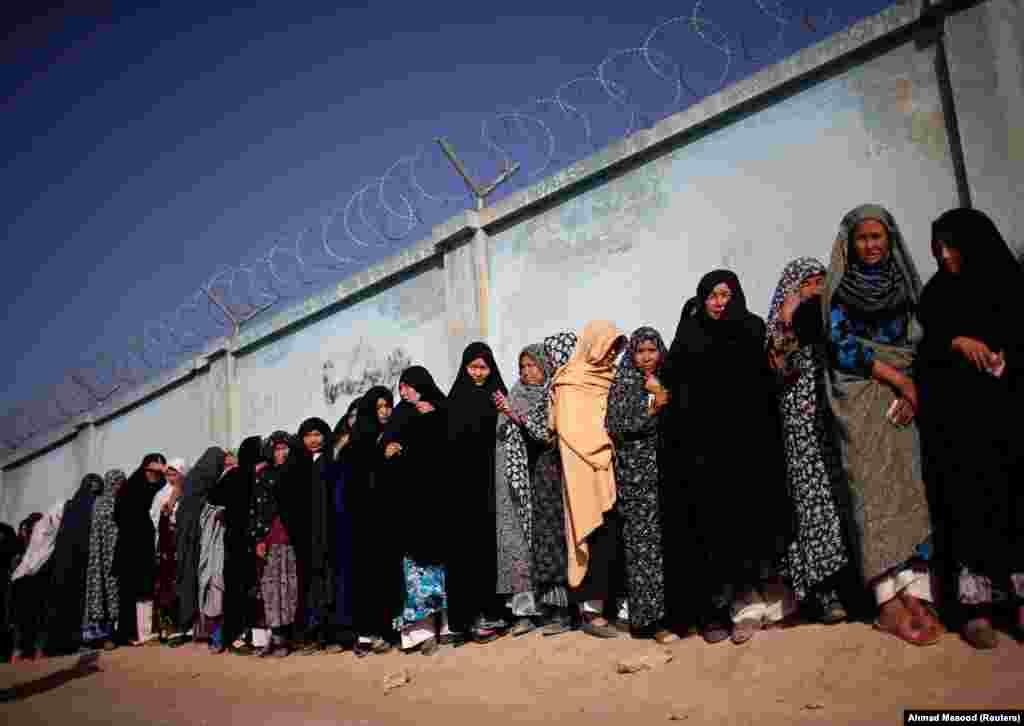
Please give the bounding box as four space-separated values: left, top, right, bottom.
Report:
944 0 1024 254
3 0 1019 525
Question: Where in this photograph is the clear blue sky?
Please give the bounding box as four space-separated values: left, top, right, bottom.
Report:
1 0 893 427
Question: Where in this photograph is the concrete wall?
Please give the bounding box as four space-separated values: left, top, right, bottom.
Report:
945 0 1024 254
3 0 1022 525
236 262 450 439
487 39 957 362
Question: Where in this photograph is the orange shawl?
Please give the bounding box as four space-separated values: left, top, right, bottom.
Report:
549 320 625 587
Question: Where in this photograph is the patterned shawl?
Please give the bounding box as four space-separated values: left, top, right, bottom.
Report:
83 471 123 627
606 326 668 440
523 331 579 445
765 257 827 346
500 344 553 545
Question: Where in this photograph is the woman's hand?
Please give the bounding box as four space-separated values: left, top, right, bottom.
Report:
767 347 786 372
384 442 403 459
652 389 670 411
779 292 802 324
255 542 267 559
414 401 435 414
643 374 665 395
953 337 999 372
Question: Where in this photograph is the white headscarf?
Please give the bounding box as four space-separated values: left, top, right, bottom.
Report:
151 457 188 535
12 500 66 581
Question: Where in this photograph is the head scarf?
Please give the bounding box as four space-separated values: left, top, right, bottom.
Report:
174 448 224 631
399 366 447 406
262 431 292 465
104 469 127 492
448 342 509 398
931 207 1022 284
507 344 551 419
606 326 668 438
765 257 828 345
297 417 334 457
447 342 509 443
920 208 1023 353
12 499 65 581
826 204 922 320
351 385 394 445
47 473 102 646
334 398 361 436
550 321 625 588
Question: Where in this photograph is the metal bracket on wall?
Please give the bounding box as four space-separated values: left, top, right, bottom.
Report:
917 0 976 208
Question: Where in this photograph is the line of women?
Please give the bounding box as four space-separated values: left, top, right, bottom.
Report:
2 205 1021 664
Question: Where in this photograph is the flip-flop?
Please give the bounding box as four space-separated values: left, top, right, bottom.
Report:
731 618 761 645
702 622 730 644
873 617 940 647
654 629 681 645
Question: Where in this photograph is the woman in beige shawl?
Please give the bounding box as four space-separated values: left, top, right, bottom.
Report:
549 320 626 638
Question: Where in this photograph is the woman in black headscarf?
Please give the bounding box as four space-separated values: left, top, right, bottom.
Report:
445 342 509 642
334 398 361 458
660 270 792 645
917 208 1024 649
46 473 104 654
207 436 263 654
379 368 449 654
174 447 226 644
343 386 399 656
251 431 299 657
289 417 336 654
113 453 166 645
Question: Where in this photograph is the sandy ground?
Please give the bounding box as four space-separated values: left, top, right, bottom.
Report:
1 622 1021 726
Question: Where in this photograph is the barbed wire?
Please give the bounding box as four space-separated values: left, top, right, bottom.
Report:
0 0 842 454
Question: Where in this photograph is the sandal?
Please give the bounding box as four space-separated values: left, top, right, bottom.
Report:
874 599 939 647
654 629 681 645
580 617 619 639
510 618 537 637
962 618 998 650
731 617 761 645
420 637 440 656
701 622 730 644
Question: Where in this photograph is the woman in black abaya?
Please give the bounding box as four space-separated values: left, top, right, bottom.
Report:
207 436 263 653
113 453 166 645
445 342 509 642
46 473 104 654
917 208 1024 649
660 270 792 645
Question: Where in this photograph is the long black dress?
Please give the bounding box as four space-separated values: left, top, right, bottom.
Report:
660 270 792 624
207 436 263 646
346 386 402 640
288 418 336 641
46 473 102 653
917 208 1024 617
113 459 163 642
445 342 509 633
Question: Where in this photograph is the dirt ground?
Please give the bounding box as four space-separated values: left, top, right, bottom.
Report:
1 621 1021 726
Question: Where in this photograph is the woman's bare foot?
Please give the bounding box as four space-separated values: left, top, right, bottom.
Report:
876 598 938 646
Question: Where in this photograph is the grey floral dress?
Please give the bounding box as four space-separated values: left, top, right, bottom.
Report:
767 258 850 606
83 490 120 634
605 327 668 631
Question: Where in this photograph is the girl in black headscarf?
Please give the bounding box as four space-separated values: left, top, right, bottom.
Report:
660 270 792 645
445 342 509 642
345 386 400 656
379 367 449 654
334 398 361 458
207 436 263 654
173 447 226 644
113 453 166 646
289 417 336 654
251 431 298 657
46 473 103 654
917 208 1024 649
